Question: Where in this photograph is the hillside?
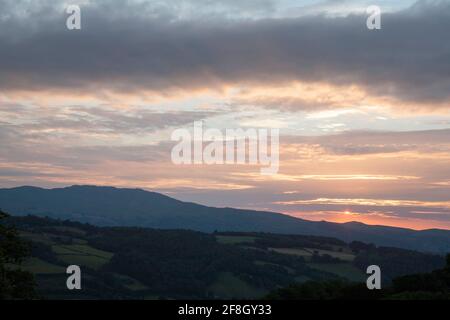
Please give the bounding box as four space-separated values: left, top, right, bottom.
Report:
4 215 445 299
1 185 450 253
266 257 450 300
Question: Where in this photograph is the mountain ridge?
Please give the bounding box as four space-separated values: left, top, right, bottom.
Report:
1 185 449 254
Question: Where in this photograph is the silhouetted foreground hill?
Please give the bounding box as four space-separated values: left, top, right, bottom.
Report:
1 185 449 253
3 215 446 299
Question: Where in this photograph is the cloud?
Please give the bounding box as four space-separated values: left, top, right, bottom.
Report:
27 107 219 134
272 197 450 227
274 197 450 209
0 0 449 111
282 128 450 155
0 102 220 170
0 102 218 135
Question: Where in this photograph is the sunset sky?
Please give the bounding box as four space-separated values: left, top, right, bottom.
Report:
1 0 449 230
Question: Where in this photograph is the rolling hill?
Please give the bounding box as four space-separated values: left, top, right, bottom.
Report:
4 215 445 299
0 185 449 254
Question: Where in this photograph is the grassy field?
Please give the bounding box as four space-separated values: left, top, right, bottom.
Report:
19 231 55 245
269 247 313 257
307 263 366 282
8 257 65 274
52 244 113 270
53 244 113 258
255 260 296 274
111 273 149 291
215 235 258 244
305 248 355 261
268 247 355 262
208 272 267 299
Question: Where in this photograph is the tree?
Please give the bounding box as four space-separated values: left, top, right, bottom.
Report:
0 210 37 299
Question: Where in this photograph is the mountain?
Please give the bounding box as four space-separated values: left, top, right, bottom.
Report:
0 185 449 254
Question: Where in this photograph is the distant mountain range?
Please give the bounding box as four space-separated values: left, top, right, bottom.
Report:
0 185 449 254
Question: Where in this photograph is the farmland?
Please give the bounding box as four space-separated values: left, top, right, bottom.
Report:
4 215 445 299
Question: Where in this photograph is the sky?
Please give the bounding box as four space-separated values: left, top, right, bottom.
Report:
0 0 449 230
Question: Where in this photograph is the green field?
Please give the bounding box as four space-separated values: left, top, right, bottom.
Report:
19 231 55 245
52 244 113 270
307 263 366 282
269 247 313 257
8 257 65 274
111 273 149 291
215 235 258 244
268 247 355 262
208 272 267 299
255 260 296 274
305 248 355 261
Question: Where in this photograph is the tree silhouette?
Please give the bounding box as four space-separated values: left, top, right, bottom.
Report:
0 210 37 299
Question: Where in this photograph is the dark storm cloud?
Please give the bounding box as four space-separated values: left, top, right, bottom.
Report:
0 0 449 107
